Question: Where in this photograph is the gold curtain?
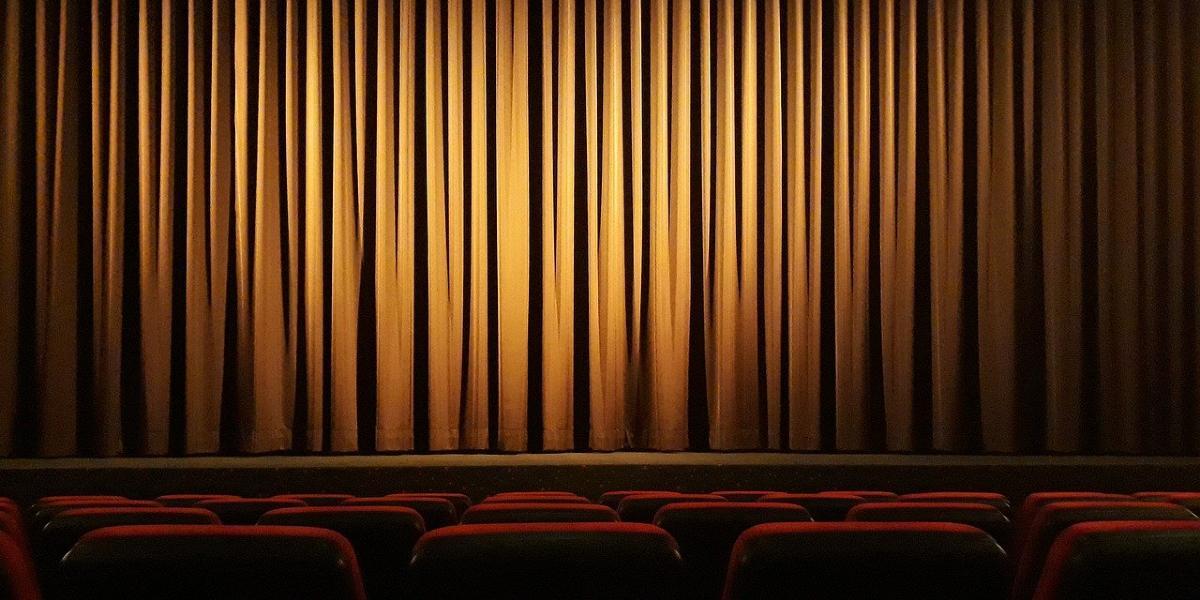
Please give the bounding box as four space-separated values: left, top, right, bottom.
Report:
1 0 1198 456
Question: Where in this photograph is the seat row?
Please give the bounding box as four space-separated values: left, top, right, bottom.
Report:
2 490 1200 598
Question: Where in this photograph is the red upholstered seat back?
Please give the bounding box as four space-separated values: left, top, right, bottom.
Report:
1010 501 1197 600
387 492 473 515
722 522 1008 600
755 493 865 521
59 525 366 600
711 491 780 502
0 531 40 600
408 522 685 599
899 491 1012 513
273 494 355 506
461 502 618 524
617 493 728 523
341 496 459 528
600 491 681 509
259 506 425 600
155 494 240 508
847 501 1012 547
1032 521 1200 600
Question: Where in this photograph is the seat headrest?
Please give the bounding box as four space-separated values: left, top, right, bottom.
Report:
60 525 365 600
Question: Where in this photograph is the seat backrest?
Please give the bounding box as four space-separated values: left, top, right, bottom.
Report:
59 525 366 600
755 493 864 521
847 502 1012 547
599 491 681 510
899 492 1012 513
722 522 1008 600
487 491 579 499
480 494 590 505
32 501 162 533
461 502 618 524
155 495 240 508
272 494 354 507
654 502 812 600
1012 493 1130 557
37 508 220 578
408 522 684 599
259 506 424 600
820 490 898 501
710 492 780 503
617 494 728 523
192 499 306 525
1032 521 1200 600
1011 501 1197 600
0 531 40 600
387 493 472 515
0 511 30 558
340 496 458 528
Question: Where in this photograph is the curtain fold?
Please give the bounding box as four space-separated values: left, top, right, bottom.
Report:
1 0 1198 456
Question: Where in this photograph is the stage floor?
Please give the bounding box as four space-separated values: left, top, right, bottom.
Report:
2 453 1197 504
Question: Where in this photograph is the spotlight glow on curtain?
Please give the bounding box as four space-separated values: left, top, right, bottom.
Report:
1 0 1198 456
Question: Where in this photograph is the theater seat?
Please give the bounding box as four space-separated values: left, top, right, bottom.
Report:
35 508 220 595
899 492 1012 513
192 498 306 525
756 493 864 521
820 490 898 501
32 501 162 533
1012 492 1130 555
155 494 240 508
34 497 126 507
59 525 366 600
1032 521 1200 600
461 502 618 524
0 511 30 559
1010 501 1197 600
722 522 1007 600
600 491 681 510
273 494 354 507
259 506 424 600
654 502 812 599
846 502 1012 548
480 496 593 506
0 531 40 600
1132 492 1192 501
387 492 472 515
711 492 778 503
341 496 458 529
617 493 727 523
407 522 685 599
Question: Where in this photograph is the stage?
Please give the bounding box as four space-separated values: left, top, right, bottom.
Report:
2 453 1198 504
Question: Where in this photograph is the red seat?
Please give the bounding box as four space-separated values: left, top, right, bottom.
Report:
599 491 681 510
654 502 812 599
35 508 220 594
820 490 898 501
155 494 240 508
341 496 458 528
756 493 864 521
617 493 727 523
34 496 126 507
899 492 1012 513
408 523 684 599
0 531 40 600
461 502 618 524
32 501 162 532
59 525 366 599
1032 521 1200 600
722 522 1007 600
0 510 30 558
1163 493 1200 516
479 495 592 505
193 498 306 525
1132 491 1193 501
273 494 355 507
387 493 472 515
847 502 1012 547
1010 501 1197 600
711 492 779 503
259 506 424 600
488 491 579 498
1012 492 1130 558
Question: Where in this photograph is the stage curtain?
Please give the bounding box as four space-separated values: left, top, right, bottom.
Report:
1 0 1198 455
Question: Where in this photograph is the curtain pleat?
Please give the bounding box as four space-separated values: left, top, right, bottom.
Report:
2 0 1199 455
